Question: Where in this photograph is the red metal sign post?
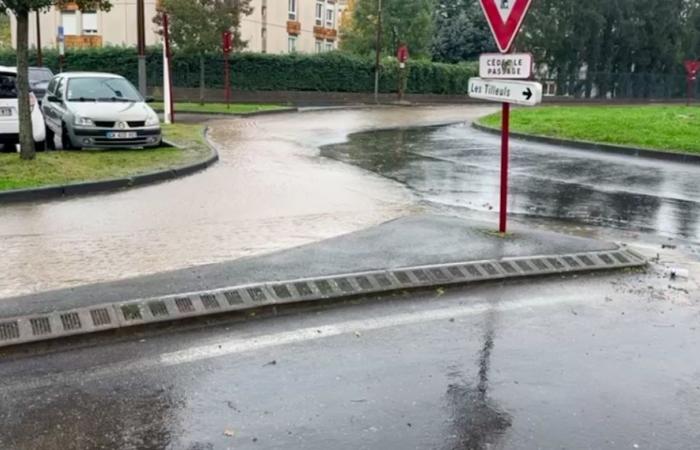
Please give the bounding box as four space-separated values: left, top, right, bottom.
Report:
223 31 233 109
684 60 700 106
397 44 409 102
478 0 534 233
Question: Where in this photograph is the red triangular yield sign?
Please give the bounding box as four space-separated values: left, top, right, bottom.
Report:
479 0 533 53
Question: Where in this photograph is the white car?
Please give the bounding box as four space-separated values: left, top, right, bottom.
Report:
0 66 46 152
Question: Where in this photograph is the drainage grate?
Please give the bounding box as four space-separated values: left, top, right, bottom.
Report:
448 266 466 278
295 282 314 297
578 255 596 267
175 297 195 313
532 259 549 271
272 285 292 299
516 260 533 273
393 271 412 285
336 278 354 293
0 321 19 341
599 254 614 265
412 270 430 282
247 287 267 302
548 258 565 269
148 301 169 318
60 312 82 331
375 274 393 287
562 257 580 268
315 280 334 295
612 252 630 264
121 305 143 321
224 290 244 305
480 263 498 276
464 265 482 277
356 276 373 290
30 317 51 336
499 262 518 275
91 308 112 327
429 268 449 282
200 294 220 310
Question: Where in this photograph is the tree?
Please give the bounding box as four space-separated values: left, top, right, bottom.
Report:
0 0 112 160
154 0 252 103
340 0 434 59
431 0 495 63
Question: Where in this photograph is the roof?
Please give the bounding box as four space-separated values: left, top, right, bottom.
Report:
56 72 127 79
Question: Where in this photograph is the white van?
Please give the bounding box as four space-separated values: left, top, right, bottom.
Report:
0 66 46 152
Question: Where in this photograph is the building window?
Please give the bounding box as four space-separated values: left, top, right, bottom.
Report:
61 11 77 36
288 36 297 53
315 1 324 26
325 5 335 28
315 39 322 53
288 0 297 20
325 41 333 52
82 11 98 35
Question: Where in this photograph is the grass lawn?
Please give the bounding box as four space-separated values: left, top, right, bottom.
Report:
151 102 288 115
0 123 211 192
478 105 700 154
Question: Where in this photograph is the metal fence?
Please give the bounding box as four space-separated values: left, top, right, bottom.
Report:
540 72 697 100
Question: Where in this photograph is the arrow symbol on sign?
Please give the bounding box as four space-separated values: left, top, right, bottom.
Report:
522 88 532 100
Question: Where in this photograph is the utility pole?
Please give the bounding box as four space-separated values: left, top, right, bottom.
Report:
137 0 147 96
373 0 382 104
35 11 42 66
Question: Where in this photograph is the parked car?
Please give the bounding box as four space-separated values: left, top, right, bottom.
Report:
28 67 54 102
0 66 46 152
42 72 161 150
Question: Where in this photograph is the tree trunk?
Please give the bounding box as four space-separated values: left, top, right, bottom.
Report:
16 11 35 160
199 56 205 105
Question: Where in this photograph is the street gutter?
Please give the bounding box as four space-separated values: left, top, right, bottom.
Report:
472 121 700 164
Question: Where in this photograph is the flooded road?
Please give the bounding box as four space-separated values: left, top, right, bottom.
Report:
0 106 493 299
322 123 700 245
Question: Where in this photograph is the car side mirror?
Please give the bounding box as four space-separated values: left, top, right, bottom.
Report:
46 94 60 103
144 96 155 103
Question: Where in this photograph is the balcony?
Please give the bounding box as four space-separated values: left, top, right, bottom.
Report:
313 27 338 41
287 21 301 36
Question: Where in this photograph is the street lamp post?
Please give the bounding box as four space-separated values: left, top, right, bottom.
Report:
373 0 382 104
137 0 147 96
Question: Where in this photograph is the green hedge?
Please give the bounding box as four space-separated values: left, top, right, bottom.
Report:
0 47 477 95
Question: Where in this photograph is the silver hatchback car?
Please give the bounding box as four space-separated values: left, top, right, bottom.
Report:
42 72 161 150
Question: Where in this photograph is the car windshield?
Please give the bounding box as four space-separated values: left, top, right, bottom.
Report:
28 68 53 84
66 77 142 102
0 73 17 99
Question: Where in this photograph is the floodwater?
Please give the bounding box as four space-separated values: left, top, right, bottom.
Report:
0 106 493 299
322 123 700 243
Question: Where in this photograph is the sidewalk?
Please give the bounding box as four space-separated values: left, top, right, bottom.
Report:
0 214 645 347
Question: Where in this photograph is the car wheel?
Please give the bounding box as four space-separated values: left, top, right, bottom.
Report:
61 124 80 151
0 142 15 153
34 140 46 152
45 127 56 150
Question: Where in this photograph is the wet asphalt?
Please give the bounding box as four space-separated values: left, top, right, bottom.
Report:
322 123 700 246
1 269 698 450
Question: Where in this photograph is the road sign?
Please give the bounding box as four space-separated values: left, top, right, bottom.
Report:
478 0 533 53
685 60 700 81
479 53 532 79
57 26 64 42
468 78 542 106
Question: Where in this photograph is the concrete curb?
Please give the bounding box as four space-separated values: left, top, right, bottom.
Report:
0 129 219 204
472 122 700 164
0 247 646 349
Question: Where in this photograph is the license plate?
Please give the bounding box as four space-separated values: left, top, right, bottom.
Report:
106 131 137 139
0 107 13 117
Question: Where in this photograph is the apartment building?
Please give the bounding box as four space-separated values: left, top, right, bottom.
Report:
11 0 347 54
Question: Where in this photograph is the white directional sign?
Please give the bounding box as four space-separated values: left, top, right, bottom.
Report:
468 78 542 106
479 53 532 79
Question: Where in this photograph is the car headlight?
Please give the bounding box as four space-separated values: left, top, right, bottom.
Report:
74 116 95 127
145 114 160 126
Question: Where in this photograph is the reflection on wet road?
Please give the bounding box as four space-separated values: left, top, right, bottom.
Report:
322 124 700 242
